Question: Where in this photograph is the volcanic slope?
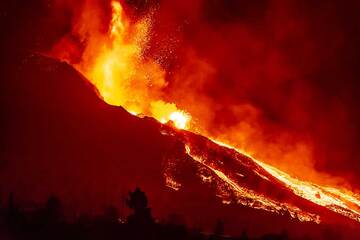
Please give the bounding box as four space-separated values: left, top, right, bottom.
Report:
1 54 360 238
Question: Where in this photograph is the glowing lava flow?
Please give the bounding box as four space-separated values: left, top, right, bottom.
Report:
201 138 360 223
254 160 360 222
68 0 360 224
183 144 320 223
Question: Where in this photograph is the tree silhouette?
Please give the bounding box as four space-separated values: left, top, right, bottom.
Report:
7 193 15 215
214 218 225 236
6 193 17 226
210 218 225 240
240 230 249 240
42 195 63 224
5 193 25 232
126 187 153 225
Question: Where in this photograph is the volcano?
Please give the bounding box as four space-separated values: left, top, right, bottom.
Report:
1 53 360 238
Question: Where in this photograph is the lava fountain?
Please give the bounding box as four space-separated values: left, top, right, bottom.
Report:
72 1 191 130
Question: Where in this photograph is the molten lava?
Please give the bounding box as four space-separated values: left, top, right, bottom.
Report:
58 0 360 224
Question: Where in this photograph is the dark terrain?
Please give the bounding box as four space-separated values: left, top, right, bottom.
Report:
1 53 359 239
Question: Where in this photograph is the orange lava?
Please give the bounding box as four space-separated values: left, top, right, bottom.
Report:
65 1 360 224
75 1 190 130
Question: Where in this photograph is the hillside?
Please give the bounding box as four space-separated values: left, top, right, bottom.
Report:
1 54 360 238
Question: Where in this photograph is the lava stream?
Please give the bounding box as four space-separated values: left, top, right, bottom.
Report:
182 133 360 223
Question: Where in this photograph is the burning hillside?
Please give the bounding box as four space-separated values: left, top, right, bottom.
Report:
48 0 360 224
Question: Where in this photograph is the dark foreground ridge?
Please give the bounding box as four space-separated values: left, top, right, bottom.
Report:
0 188 345 240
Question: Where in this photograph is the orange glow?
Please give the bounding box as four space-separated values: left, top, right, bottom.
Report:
74 1 189 130
191 138 360 223
184 144 321 223
169 111 191 129
150 101 191 129
203 138 360 222
255 159 360 222
59 0 360 224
